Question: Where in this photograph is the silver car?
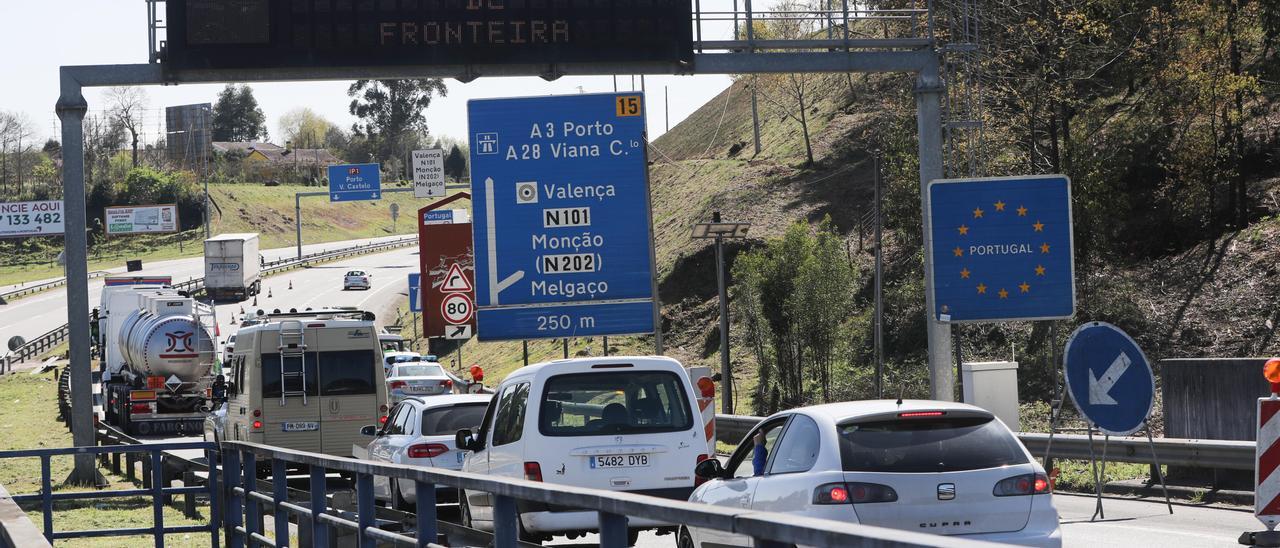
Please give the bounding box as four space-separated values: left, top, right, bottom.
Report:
686 400 1062 548
343 270 371 290
386 362 454 403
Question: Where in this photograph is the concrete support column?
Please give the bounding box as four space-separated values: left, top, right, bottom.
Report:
55 73 99 485
914 53 954 401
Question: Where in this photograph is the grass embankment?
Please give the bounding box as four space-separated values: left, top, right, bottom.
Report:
0 181 431 288
0 370 211 547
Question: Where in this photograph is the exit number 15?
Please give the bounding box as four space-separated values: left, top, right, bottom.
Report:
616 96 642 117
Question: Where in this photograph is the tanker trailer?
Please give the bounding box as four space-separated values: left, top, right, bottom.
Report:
99 282 216 435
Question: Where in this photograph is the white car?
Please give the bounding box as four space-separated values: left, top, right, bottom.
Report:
383 351 421 376
358 394 492 509
343 270 371 290
222 334 236 365
387 362 455 403
455 356 708 544
684 400 1063 548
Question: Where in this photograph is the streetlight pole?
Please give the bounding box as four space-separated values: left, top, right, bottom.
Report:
874 152 885 399
693 212 750 415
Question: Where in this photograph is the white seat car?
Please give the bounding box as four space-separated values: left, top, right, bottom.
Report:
455 356 709 544
356 394 492 509
387 361 455 403
222 334 236 365
685 400 1062 548
343 270 371 290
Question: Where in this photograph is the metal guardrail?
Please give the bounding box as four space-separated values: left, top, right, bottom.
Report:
222 440 998 548
0 236 417 373
715 415 1258 472
0 271 108 304
0 441 220 545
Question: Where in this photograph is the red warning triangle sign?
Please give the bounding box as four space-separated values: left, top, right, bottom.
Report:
440 263 473 293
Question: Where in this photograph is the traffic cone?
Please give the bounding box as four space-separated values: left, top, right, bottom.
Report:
268 288 273 298
253 296 258 306
289 280 293 290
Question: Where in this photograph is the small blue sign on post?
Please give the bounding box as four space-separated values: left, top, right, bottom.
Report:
928 175 1075 323
1063 322 1155 436
328 163 382 202
468 92 656 341
408 273 422 313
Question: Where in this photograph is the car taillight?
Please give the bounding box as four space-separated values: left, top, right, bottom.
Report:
814 482 898 504
379 415 388 424
252 420 263 429
898 411 946 418
524 462 543 482
379 404 389 413
130 403 152 414
695 454 711 487
389 381 407 389
994 473 1052 496
253 409 261 417
407 443 450 458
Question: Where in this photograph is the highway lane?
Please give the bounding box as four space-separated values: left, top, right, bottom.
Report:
137 244 420 459
0 235 410 351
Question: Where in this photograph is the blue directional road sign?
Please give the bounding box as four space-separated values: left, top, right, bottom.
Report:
408 273 422 313
468 93 656 341
328 163 382 202
1063 322 1155 436
928 175 1075 322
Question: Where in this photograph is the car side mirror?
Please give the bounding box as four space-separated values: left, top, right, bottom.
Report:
695 458 725 480
456 429 480 451
360 425 379 436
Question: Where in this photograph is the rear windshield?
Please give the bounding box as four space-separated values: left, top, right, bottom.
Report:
347 271 365 276
421 403 489 436
838 416 1028 473
538 371 693 436
261 350 377 397
394 364 445 377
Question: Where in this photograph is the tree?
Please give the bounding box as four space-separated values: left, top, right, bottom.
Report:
106 86 149 168
0 111 36 194
212 84 268 142
83 114 128 187
444 145 467 182
347 79 448 163
754 0 819 166
278 107 336 149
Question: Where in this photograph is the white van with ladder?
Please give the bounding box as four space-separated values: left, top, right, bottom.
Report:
223 309 389 457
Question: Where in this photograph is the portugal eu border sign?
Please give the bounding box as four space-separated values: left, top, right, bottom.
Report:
927 175 1075 323
468 93 656 341
328 163 382 202
1063 322 1155 436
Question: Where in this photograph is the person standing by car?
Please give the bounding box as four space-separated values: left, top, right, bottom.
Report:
469 363 484 387
752 429 768 476
211 374 227 404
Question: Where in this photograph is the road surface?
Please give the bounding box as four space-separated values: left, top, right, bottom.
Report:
0 235 410 352
604 492 1259 547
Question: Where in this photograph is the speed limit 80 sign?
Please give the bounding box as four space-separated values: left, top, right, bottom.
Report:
441 293 475 324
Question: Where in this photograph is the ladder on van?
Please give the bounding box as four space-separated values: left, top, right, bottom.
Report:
277 320 309 406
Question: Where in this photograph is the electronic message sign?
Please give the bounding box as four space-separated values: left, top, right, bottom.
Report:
164 0 694 71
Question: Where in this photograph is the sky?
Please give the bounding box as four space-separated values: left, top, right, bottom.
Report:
0 1 738 147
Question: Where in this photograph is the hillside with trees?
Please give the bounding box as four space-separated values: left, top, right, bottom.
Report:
646 0 1280 415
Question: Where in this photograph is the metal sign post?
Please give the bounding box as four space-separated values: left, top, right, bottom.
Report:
1061 321 1170 520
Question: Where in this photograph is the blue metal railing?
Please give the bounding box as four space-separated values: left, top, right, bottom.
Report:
0 441 220 546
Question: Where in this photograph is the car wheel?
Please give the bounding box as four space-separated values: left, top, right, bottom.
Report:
678 527 695 548
627 528 640 546
390 479 411 512
517 517 541 544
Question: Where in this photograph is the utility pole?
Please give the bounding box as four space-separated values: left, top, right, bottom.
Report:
874 151 884 399
665 86 670 133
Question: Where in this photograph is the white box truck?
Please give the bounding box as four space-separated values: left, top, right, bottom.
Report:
204 233 261 301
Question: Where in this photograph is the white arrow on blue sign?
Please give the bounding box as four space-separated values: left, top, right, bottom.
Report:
408 273 422 313
1063 321 1155 436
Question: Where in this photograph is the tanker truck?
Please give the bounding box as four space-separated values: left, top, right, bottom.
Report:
98 277 217 435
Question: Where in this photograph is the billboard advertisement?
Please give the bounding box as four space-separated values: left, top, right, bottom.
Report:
0 200 65 238
105 204 180 235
